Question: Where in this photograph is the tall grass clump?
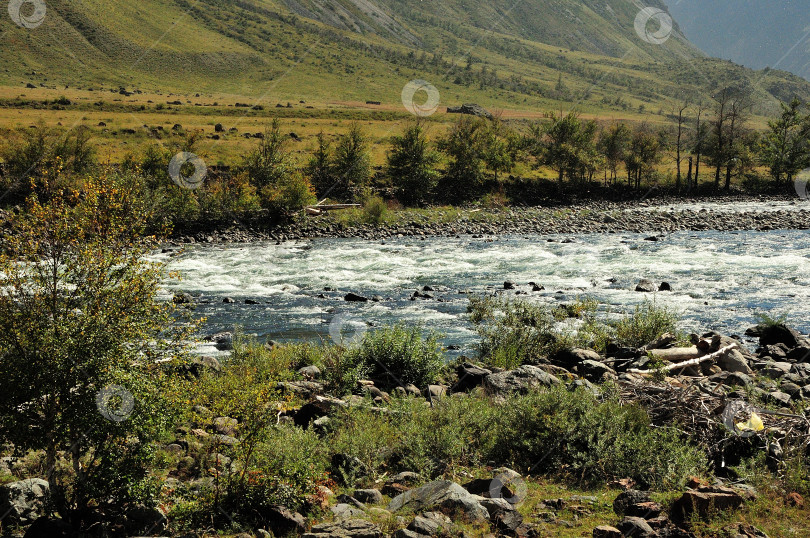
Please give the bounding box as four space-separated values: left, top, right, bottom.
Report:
469 295 609 368
613 300 679 348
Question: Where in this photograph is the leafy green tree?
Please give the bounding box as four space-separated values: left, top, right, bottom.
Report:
306 131 334 199
437 117 489 201
0 171 191 526
529 112 598 186
760 98 810 185
598 123 631 185
244 118 293 190
482 118 520 182
387 121 440 206
332 123 371 202
625 126 662 189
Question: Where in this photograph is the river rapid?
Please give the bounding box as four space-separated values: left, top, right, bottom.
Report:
158 205 810 357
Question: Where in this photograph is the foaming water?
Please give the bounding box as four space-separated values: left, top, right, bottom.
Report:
159 230 810 356
637 199 810 213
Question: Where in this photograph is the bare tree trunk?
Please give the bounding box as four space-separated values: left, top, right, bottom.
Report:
686 156 693 191
676 103 688 191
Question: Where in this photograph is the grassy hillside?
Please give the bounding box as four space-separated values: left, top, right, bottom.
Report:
1 0 808 120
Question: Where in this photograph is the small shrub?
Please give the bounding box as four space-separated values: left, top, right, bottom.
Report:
319 345 367 397
613 300 679 348
225 425 329 514
754 311 788 327
262 171 317 218
480 191 509 209
345 325 444 389
469 296 603 368
361 193 387 224
328 407 401 484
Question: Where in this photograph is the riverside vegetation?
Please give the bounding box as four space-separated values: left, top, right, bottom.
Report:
3 92 810 240
0 172 808 537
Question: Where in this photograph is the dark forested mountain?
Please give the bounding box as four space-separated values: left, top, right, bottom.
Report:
665 0 810 81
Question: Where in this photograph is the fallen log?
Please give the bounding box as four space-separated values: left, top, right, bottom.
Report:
648 346 702 362
629 344 738 375
307 204 361 211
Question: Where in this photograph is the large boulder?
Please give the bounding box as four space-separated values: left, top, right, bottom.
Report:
263 504 306 536
455 363 492 391
577 360 616 383
123 504 166 535
671 486 745 520
592 525 622 538
484 365 560 395
0 478 49 525
613 489 650 516
747 323 807 348
551 348 602 369
304 519 383 538
353 489 383 504
616 516 655 537
388 480 489 522
718 348 753 375
407 511 453 536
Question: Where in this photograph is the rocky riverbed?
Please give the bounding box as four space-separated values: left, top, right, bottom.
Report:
170 195 810 245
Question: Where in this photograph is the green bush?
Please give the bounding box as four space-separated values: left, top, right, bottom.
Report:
318 345 367 397
345 325 444 389
327 387 705 490
361 193 387 224
262 171 317 219
470 296 679 367
491 386 705 489
469 295 607 368
0 122 97 192
612 300 679 348
225 425 329 515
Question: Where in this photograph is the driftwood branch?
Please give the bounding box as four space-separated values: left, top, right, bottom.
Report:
628 344 738 375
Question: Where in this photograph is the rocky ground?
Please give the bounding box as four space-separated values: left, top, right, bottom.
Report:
4 317 805 537
169 194 810 245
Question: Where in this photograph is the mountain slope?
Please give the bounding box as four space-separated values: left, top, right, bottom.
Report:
664 0 810 81
0 0 808 119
